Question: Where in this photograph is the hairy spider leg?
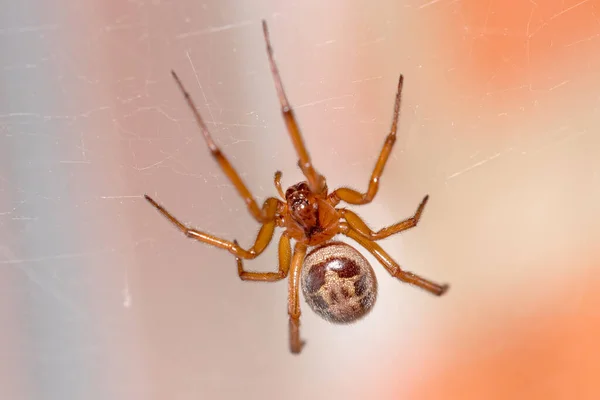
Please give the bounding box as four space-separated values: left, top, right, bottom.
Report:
274 171 286 199
144 195 280 260
170 70 273 224
340 195 429 240
262 20 326 194
330 75 404 206
234 232 292 281
339 222 449 296
235 231 307 355
288 242 308 354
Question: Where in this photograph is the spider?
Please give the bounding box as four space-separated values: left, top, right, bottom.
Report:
145 20 449 354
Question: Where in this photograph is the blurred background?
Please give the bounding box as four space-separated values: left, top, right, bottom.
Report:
1 0 599 399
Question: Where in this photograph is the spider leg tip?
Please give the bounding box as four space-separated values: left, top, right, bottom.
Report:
290 341 306 355
438 284 450 296
144 194 158 206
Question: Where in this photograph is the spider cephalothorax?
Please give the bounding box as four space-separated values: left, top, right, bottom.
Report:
285 182 317 225
283 181 339 245
145 20 449 355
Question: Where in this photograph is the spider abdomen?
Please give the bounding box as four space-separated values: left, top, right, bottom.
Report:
301 241 377 324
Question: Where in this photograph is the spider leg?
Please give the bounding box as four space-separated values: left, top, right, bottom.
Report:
170 70 271 224
329 75 404 206
262 20 325 194
340 195 429 240
234 232 292 281
288 242 308 354
339 222 448 296
274 170 285 199
145 195 279 259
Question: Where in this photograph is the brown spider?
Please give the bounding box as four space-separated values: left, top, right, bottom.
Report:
145 20 449 354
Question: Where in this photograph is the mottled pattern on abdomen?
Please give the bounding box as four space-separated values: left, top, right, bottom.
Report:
301 241 377 324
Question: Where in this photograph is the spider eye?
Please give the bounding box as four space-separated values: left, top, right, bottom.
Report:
285 182 310 200
291 193 308 207
298 182 310 192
